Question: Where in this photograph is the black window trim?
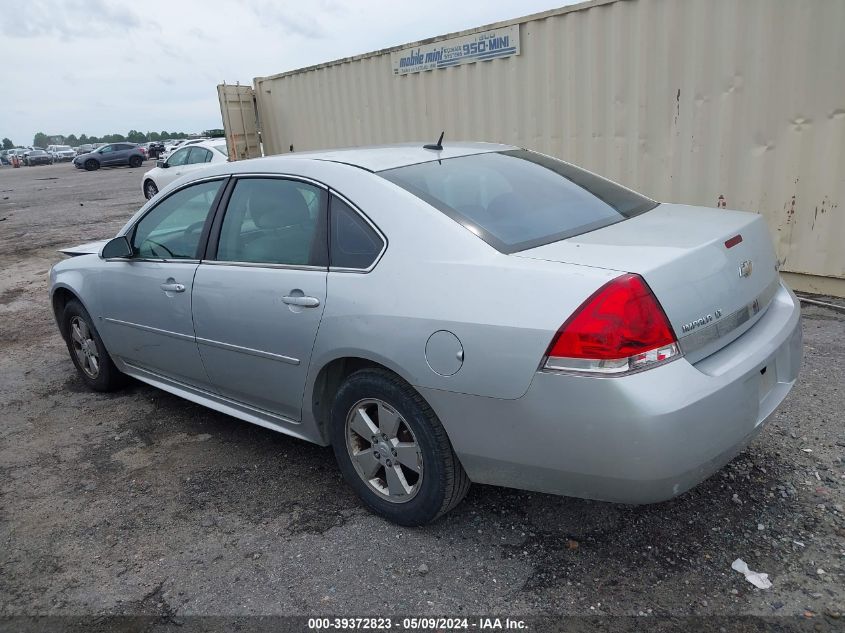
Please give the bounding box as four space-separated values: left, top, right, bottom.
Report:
120 175 230 264
202 173 330 271
327 189 388 274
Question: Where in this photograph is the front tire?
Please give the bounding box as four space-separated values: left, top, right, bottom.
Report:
62 299 125 392
143 179 158 199
84 159 99 171
331 369 470 526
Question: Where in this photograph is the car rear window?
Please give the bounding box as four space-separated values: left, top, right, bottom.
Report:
379 149 657 253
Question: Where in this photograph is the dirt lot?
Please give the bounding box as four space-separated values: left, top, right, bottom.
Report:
0 162 843 623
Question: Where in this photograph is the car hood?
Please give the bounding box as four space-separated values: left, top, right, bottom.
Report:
74 152 96 160
58 240 108 257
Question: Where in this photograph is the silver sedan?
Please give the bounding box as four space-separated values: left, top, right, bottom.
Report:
50 142 802 525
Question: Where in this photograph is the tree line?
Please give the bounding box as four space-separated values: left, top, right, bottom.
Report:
2 129 225 150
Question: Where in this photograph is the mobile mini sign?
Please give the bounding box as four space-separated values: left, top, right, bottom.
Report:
391 25 520 75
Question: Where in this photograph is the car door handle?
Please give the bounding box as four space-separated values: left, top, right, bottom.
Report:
282 295 320 307
160 282 185 293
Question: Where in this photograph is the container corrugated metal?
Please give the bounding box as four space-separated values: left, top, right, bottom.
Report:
249 0 845 293
217 84 262 160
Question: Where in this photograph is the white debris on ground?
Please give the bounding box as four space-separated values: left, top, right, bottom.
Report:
731 558 773 589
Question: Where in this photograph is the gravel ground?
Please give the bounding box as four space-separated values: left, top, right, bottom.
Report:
0 163 843 623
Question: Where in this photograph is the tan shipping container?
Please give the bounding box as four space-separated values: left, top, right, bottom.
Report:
222 0 845 296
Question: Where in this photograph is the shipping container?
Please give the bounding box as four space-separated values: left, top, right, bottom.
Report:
219 0 845 296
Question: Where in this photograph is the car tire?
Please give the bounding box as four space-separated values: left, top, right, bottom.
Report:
331 368 470 526
128 155 142 168
143 179 159 200
84 159 99 171
62 299 126 392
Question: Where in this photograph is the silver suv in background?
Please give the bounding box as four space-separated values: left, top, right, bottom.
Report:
48 145 76 162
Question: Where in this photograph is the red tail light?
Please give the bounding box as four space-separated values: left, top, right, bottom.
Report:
544 273 680 375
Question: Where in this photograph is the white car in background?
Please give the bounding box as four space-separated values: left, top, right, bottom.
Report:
160 138 210 161
141 139 228 199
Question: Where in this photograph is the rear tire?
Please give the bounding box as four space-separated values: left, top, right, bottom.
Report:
143 179 158 199
84 159 99 171
62 299 126 392
331 368 470 526
128 155 142 168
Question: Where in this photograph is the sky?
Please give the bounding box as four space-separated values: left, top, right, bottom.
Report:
0 0 575 146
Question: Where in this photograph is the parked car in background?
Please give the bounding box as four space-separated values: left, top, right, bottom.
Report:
160 138 210 160
50 142 802 525
4 148 29 167
5 149 22 166
0 150 9 165
73 143 146 171
24 149 53 166
146 142 165 159
141 139 228 199
49 145 76 162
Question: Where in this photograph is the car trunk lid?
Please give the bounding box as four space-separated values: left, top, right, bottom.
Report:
514 203 780 363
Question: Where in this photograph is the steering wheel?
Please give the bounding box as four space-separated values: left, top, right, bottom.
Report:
185 220 206 236
142 239 175 258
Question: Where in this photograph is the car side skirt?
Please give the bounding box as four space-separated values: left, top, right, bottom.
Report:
115 359 329 446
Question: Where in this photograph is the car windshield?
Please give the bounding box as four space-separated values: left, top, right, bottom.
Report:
379 149 658 253
212 144 227 156
56 146 71 151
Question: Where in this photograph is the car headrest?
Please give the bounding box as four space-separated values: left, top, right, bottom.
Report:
249 187 310 229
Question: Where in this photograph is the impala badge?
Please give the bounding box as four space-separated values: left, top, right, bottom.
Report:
739 260 753 278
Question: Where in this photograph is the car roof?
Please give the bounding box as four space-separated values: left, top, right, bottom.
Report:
272 141 516 172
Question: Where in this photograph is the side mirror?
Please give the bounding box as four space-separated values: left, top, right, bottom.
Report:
157 160 168 168
101 236 132 259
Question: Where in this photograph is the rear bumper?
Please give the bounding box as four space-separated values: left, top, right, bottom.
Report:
421 282 802 503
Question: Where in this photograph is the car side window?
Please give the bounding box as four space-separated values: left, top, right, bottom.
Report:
168 147 190 166
329 196 385 270
100 145 113 154
216 178 326 266
131 179 223 259
187 147 211 164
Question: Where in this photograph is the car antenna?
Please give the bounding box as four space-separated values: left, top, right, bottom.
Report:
423 131 444 151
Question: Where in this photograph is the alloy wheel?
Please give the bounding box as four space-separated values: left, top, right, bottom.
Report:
69 316 99 378
345 398 423 503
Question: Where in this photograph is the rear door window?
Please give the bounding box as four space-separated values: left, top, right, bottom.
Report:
379 149 657 253
215 178 327 266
